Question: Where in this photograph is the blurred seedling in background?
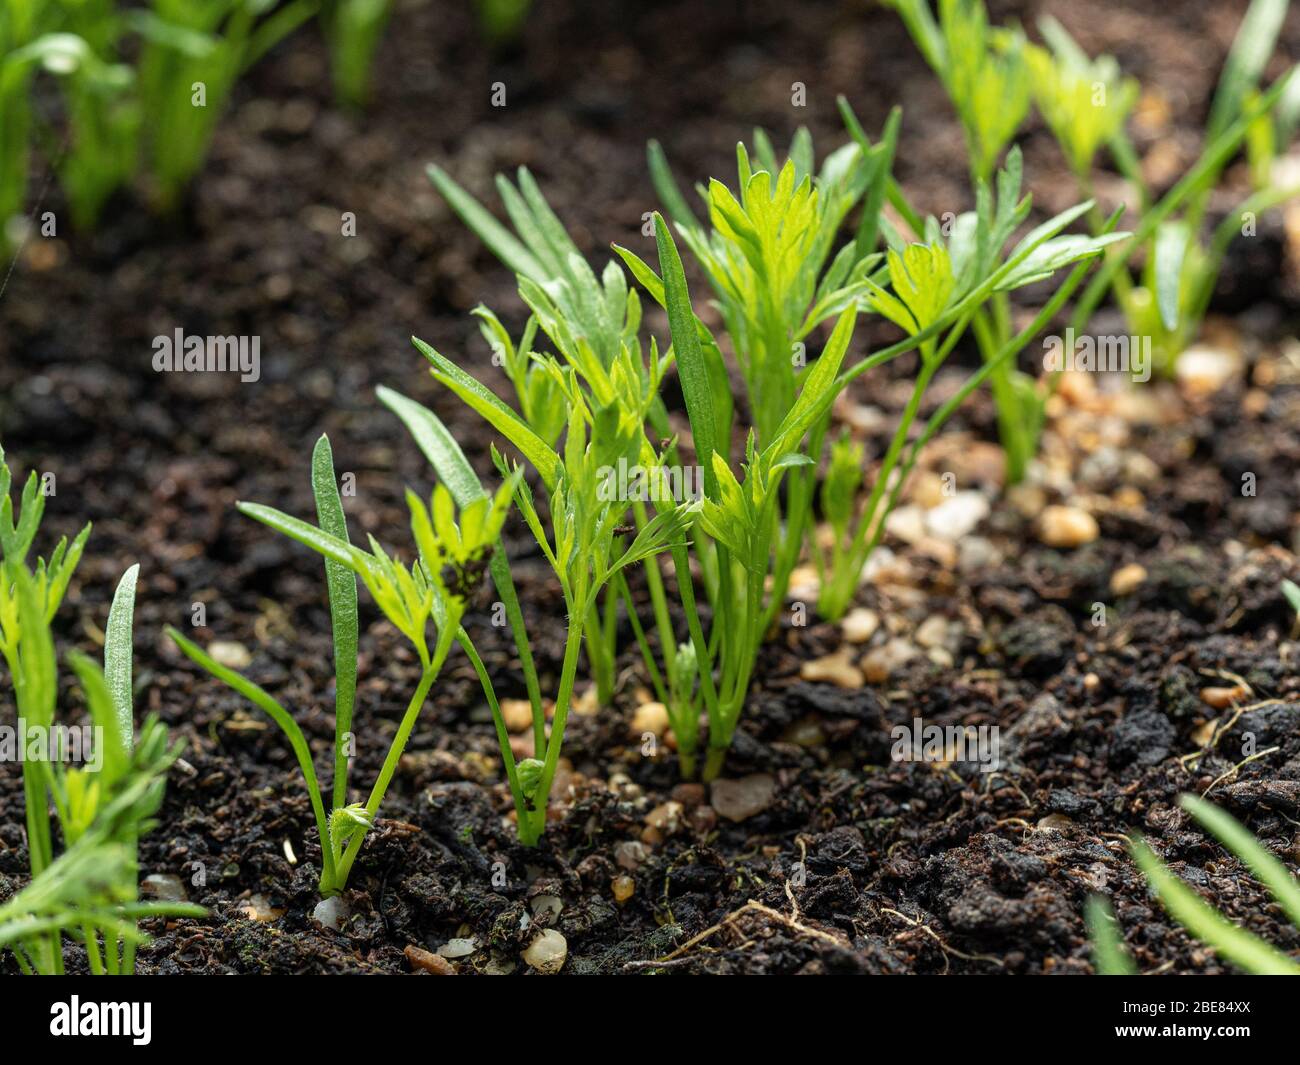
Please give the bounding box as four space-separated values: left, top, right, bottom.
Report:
891 0 1300 483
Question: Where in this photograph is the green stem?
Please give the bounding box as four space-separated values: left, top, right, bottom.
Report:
519 591 588 845
332 645 447 887
83 925 104 976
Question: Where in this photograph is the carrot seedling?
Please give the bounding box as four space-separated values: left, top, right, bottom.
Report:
0 446 201 974
170 434 527 881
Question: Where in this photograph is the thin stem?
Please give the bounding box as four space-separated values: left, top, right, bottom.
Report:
519 594 588 845
83 925 104 976
333 641 448 886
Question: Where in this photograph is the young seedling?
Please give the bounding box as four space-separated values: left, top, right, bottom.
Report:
892 0 1299 479
888 0 1030 184
645 123 907 630
406 327 699 803
428 162 688 711
0 24 99 250
0 445 200 974
1283 577 1300 633
0 716 203 975
1036 3 1300 376
431 152 866 774
429 119 1124 773
170 434 536 881
1093 793 1300 974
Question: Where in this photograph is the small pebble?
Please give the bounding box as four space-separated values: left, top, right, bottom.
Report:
710 774 776 822
438 937 477 959
800 649 864 688
885 505 927 545
141 874 187 902
611 876 635 904
645 801 684 833
914 615 954 650
781 717 826 747
405 945 456 975
1037 505 1099 548
925 491 989 541
614 840 648 870
841 607 880 644
958 535 1001 574
311 896 349 931
237 894 283 923
630 701 670 737
529 894 563 919
861 638 919 683
1109 563 1148 597
501 699 533 733
521 929 567 974
1176 345 1238 396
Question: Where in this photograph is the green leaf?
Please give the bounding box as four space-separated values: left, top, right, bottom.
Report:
995 232 1128 292
426 163 545 282
413 337 562 489
103 563 139 746
376 386 483 507
1208 0 1288 141
648 139 703 231
67 651 130 787
1086 896 1136 975
1180 794 1300 929
1283 578 1300 615
1153 222 1190 332
1129 835 1300 974
378 386 546 735
765 306 858 460
237 501 359 569
312 435 358 814
654 214 720 499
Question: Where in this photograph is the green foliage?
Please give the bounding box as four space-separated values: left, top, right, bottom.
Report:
1099 794 1300 974
1027 18 1138 180
474 0 531 45
321 0 391 109
170 435 524 881
0 445 199 974
891 0 1300 482
133 0 318 213
1085 896 1136 975
0 0 317 237
647 125 886 445
0 717 204 975
426 103 1122 782
813 148 1125 616
1283 577 1300 619
890 0 1031 182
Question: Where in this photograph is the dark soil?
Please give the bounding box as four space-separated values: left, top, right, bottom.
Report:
1 0 1299 975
